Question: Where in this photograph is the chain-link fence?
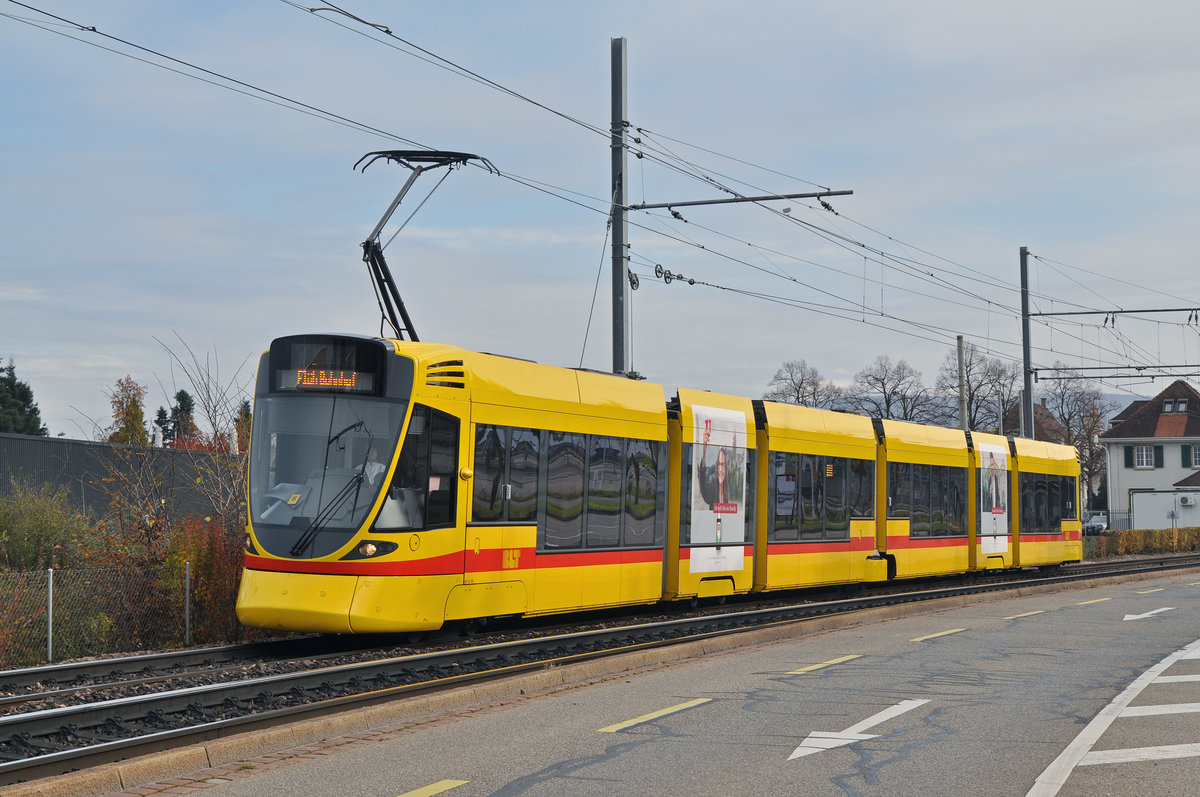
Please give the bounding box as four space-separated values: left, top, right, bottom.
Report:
0 564 196 668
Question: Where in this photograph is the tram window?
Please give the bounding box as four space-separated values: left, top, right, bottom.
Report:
376 405 457 531
1034 475 1048 533
1022 472 1041 535
587 436 622 548
546 432 584 548
743 449 756 543
911 463 931 538
624 438 660 547
928 466 946 536
472 424 506 522
471 425 539 524
824 457 848 540
947 468 966 535
425 410 458 527
1048 477 1062 528
848 459 874 519
1062 475 1077 520
771 452 799 542
800 454 822 540
889 462 912 520
1019 472 1036 534
508 428 539 522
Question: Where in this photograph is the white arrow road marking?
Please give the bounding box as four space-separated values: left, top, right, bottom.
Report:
788 699 930 760
1123 607 1175 621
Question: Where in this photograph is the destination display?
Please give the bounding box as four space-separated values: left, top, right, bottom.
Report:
281 368 375 393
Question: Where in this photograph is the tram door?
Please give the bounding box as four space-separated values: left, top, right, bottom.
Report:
455 421 535 620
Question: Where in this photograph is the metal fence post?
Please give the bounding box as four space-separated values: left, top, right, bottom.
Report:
46 568 53 664
185 561 191 648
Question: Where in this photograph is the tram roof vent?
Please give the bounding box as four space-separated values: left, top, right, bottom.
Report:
425 360 465 389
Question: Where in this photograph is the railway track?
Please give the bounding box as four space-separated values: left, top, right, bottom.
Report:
2 554 1198 787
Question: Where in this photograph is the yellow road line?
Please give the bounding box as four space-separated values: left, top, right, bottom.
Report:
397 779 470 797
1004 610 1046 620
1077 598 1111 605
597 698 712 733
1137 588 1165 594
911 628 965 642
788 654 863 675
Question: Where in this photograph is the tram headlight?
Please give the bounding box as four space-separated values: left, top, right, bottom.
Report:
340 539 397 560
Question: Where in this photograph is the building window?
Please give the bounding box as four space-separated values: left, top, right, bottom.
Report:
1178 398 1189 413
1134 445 1154 468
1164 399 1175 413
1186 444 1200 470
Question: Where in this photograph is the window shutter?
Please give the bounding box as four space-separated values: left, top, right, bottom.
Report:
1154 445 1164 468
1185 445 1193 469
1124 445 1133 468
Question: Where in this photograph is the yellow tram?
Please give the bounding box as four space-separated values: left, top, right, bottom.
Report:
236 333 1082 634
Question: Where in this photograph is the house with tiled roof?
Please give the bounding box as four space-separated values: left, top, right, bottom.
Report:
1001 399 1069 443
1099 380 1200 529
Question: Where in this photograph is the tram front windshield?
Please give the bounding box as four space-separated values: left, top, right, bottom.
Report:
246 336 411 558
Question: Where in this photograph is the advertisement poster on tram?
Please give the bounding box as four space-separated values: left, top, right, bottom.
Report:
690 405 747 573
978 442 1009 554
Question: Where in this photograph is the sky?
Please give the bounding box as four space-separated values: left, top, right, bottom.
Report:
3 1 1200 438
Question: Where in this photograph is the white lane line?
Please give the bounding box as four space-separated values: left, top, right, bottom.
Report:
1120 701 1200 717
1080 743 1200 766
1026 637 1200 797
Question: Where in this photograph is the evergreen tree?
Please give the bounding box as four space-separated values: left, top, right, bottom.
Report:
153 406 172 442
170 389 198 442
234 399 252 454
0 359 49 436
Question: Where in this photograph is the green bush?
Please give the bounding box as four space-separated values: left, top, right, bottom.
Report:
0 480 89 571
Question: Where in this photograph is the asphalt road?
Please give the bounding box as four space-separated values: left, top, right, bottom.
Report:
105 569 1200 797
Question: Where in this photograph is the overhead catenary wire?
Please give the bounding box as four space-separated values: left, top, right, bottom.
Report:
8 0 1193 394
0 2 1073 344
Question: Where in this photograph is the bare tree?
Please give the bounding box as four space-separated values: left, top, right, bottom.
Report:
764 359 843 409
844 356 949 424
935 343 995 430
990 359 1023 435
934 344 1028 432
155 336 253 542
1039 362 1116 512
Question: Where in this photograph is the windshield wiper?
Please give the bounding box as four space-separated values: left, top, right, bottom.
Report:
289 471 365 557
328 420 365 448
290 430 377 558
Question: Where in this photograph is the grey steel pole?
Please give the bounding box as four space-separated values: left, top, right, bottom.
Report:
1020 246 1034 438
957 335 967 431
185 561 191 648
46 568 53 663
611 37 630 375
